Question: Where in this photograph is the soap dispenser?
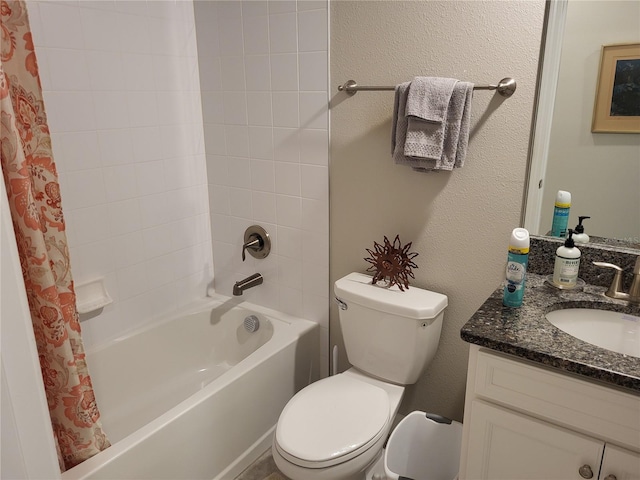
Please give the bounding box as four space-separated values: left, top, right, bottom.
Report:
571 216 590 244
553 229 581 288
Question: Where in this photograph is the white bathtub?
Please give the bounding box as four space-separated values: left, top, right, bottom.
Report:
63 294 319 480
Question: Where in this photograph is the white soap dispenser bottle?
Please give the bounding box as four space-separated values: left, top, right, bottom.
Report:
553 229 581 288
571 216 590 244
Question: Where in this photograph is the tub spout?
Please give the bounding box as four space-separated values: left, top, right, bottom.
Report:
233 273 263 296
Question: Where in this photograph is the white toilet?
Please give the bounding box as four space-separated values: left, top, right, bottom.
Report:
272 272 448 480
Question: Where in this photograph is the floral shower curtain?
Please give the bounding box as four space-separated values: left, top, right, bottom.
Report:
1 0 110 471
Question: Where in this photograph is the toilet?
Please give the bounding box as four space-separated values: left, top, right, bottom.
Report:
272 272 448 480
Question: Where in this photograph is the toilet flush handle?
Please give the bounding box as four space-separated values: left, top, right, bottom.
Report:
335 297 348 310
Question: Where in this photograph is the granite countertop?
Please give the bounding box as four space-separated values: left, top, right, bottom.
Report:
461 273 640 393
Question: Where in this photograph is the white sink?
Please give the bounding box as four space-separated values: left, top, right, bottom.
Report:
545 308 640 358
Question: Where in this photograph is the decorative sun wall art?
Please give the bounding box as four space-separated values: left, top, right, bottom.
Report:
364 235 418 291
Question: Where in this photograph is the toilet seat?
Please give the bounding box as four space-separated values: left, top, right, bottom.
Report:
275 374 390 469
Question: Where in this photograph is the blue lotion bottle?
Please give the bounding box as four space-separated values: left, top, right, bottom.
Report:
503 228 530 308
551 190 571 237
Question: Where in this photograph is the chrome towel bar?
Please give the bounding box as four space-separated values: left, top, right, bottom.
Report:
337 77 517 98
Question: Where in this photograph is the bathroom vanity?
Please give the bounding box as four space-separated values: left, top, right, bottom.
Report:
459 242 640 480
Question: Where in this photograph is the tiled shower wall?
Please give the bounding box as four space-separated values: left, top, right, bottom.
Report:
29 1 211 349
194 1 330 375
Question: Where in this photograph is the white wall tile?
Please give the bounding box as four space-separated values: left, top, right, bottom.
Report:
225 126 250 157
80 8 119 51
249 127 274 160
42 92 96 132
250 159 275 191
93 92 130 130
220 56 246 92
222 92 248 125
37 2 84 49
108 198 142 236
33 0 210 351
131 126 164 163
269 12 297 54
271 54 299 91
272 92 299 127
243 14 270 55
118 12 152 54
46 48 91 91
252 191 277 223
269 1 296 15
64 169 107 208
136 161 166 196
227 157 252 188
299 52 327 91
85 50 125 91
116 263 149 300
56 131 101 172
69 204 110 246
228 187 253 219
275 162 300 196
103 164 139 202
217 10 244 57
300 164 327 200
297 9 327 52
273 128 300 163
299 92 328 129
277 226 302 259
246 92 273 126
299 129 328 165
121 53 156 91
98 129 135 166
276 194 302 228
245 55 271 91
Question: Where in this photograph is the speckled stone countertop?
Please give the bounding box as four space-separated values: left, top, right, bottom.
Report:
461 273 640 393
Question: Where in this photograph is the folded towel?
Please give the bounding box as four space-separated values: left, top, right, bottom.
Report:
404 77 457 161
392 77 474 172
438 81 474 171
392 82 438 170
455 82 473 168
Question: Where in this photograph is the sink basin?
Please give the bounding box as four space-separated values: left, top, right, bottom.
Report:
545 308 640 358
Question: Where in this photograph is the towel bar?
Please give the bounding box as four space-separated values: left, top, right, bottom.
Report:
338 77 517 98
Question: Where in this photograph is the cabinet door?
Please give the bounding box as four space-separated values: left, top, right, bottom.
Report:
600 444 640 480
464 400 604 480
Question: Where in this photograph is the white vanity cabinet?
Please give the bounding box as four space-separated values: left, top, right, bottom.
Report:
459 345 640 480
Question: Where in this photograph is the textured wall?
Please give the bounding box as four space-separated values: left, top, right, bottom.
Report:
330 0 545 420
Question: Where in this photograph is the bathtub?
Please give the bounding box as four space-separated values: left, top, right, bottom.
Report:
63 294 319 480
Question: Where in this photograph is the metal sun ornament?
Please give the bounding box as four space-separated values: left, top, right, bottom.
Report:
364 235 419 291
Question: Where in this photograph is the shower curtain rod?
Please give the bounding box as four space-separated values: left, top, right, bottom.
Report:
338 77 517 98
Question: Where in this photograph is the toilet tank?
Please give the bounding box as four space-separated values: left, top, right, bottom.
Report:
334 272 448 385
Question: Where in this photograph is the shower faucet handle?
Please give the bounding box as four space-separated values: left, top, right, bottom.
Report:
241 225 271 262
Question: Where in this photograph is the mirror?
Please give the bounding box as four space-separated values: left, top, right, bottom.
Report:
523 0 640 249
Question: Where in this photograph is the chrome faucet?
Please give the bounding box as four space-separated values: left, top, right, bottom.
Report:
593 257 640 304
233 273 263 296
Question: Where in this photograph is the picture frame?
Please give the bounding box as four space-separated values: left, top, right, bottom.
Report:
591 42 640 133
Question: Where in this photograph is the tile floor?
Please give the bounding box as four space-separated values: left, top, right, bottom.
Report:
234 449 290 480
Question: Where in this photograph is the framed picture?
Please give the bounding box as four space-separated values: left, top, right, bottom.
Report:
592 43 640 133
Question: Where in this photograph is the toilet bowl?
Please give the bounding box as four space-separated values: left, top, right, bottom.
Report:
272 369 403 480
273 272 448 480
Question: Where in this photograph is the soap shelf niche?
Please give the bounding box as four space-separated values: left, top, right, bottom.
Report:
75 278 112 314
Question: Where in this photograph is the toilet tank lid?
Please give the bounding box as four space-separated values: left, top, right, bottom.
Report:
334 272 448 320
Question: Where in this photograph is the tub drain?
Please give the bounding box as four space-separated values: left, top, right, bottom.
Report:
243 315 260 333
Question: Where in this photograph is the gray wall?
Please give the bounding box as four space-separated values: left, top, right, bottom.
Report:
330 0 545 421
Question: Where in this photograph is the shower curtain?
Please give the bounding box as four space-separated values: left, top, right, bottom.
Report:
1 0 110 471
